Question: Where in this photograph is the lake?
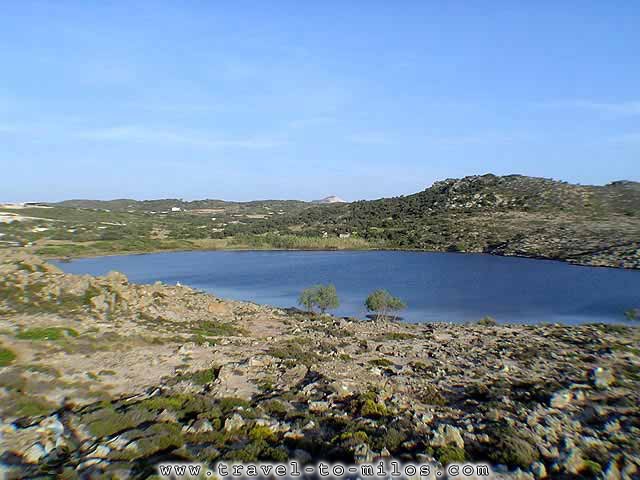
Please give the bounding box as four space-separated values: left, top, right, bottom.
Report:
53 250 640 325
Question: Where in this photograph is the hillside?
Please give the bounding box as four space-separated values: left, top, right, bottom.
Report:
240 174 640 268
2 174 639 268
0 252 638 477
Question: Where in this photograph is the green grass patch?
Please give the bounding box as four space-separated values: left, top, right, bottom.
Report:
16 327 79 341
0 347 17 367
368 358 394 368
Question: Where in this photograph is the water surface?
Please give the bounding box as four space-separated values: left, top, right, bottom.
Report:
54 251 640 324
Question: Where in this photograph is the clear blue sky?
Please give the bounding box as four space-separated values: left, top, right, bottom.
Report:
1 1 639 202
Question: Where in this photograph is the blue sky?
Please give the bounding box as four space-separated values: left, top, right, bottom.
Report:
1 1 639 202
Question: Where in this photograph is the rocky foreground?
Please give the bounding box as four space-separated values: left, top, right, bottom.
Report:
0 253 639 479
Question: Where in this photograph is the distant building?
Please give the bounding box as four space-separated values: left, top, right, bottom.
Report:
171 207 182 212
339 233 351 238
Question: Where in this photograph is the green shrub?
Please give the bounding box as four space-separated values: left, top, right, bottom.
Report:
298 284 340 314
487 425 540 468
16 327 79 341
365 289 406 320
361 399 388 418
0 347 16 367
477 316 497 326
436 445 466 464
368 358 394 368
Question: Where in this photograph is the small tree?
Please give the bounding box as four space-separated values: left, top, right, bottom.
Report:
298 284 340 314
365 289 406 321
298 287 317 312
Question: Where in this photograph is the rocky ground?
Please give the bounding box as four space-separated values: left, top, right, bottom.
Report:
0 253 639 479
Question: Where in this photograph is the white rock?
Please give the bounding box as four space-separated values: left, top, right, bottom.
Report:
530 461 547 479
23 443 46 463
223 413 245 432
550 390 573 409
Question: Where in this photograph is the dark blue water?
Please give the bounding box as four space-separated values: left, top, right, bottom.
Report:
53 251 640 325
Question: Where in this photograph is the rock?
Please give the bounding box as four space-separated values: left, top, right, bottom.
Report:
603 461 621 480
550 390 573 409
187 419 214 434
91 445 111 458
430 424 464 449
105 271 128 284
621 462 637 480
353 443 374 463
591 367 615 389
37 416 64 438
224 414 245 432
560 447 585 475
530 462 547 479
292 449 312 463
23 443 46 463
308 401 329 413
157 409 179 423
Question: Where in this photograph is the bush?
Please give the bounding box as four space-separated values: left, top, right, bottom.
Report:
298 284 340 314
487 425 540 468
436 445 466 464
477 316 497 326
16 327 79 341
0 347 16 367
365 289 406 320
625 308 639 321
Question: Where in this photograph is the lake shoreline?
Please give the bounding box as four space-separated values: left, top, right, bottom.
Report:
1 251 639 477
27 242 640 271
52 248 640 326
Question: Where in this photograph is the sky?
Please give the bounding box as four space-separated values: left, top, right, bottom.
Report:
1 1 639 202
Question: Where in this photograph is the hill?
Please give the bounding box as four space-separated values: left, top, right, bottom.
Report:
236 174 640 268
312 195 347 204
1 174 639 268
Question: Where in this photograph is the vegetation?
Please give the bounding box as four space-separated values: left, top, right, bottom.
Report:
3 175 639 269
365 289 406 320
625 308 639 321
487 425 540 468
477 316 498 326
298 284 340 314
16 327 79 341
0 346 16 367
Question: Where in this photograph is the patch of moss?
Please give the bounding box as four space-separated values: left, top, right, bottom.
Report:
436 445 466 464
185 367 219 385
16 327 79 341
0 346 16 367
5 393 57 417
267 339 322 367
85 406 155 438
249 425 277 443
360 399 388 418
487 425 540 469
419 384 447 406
218 397 251 414
368 358 394 368
261 399 287 416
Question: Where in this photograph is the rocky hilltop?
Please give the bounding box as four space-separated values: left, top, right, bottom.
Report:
284 175 640 269
0 252 639 479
